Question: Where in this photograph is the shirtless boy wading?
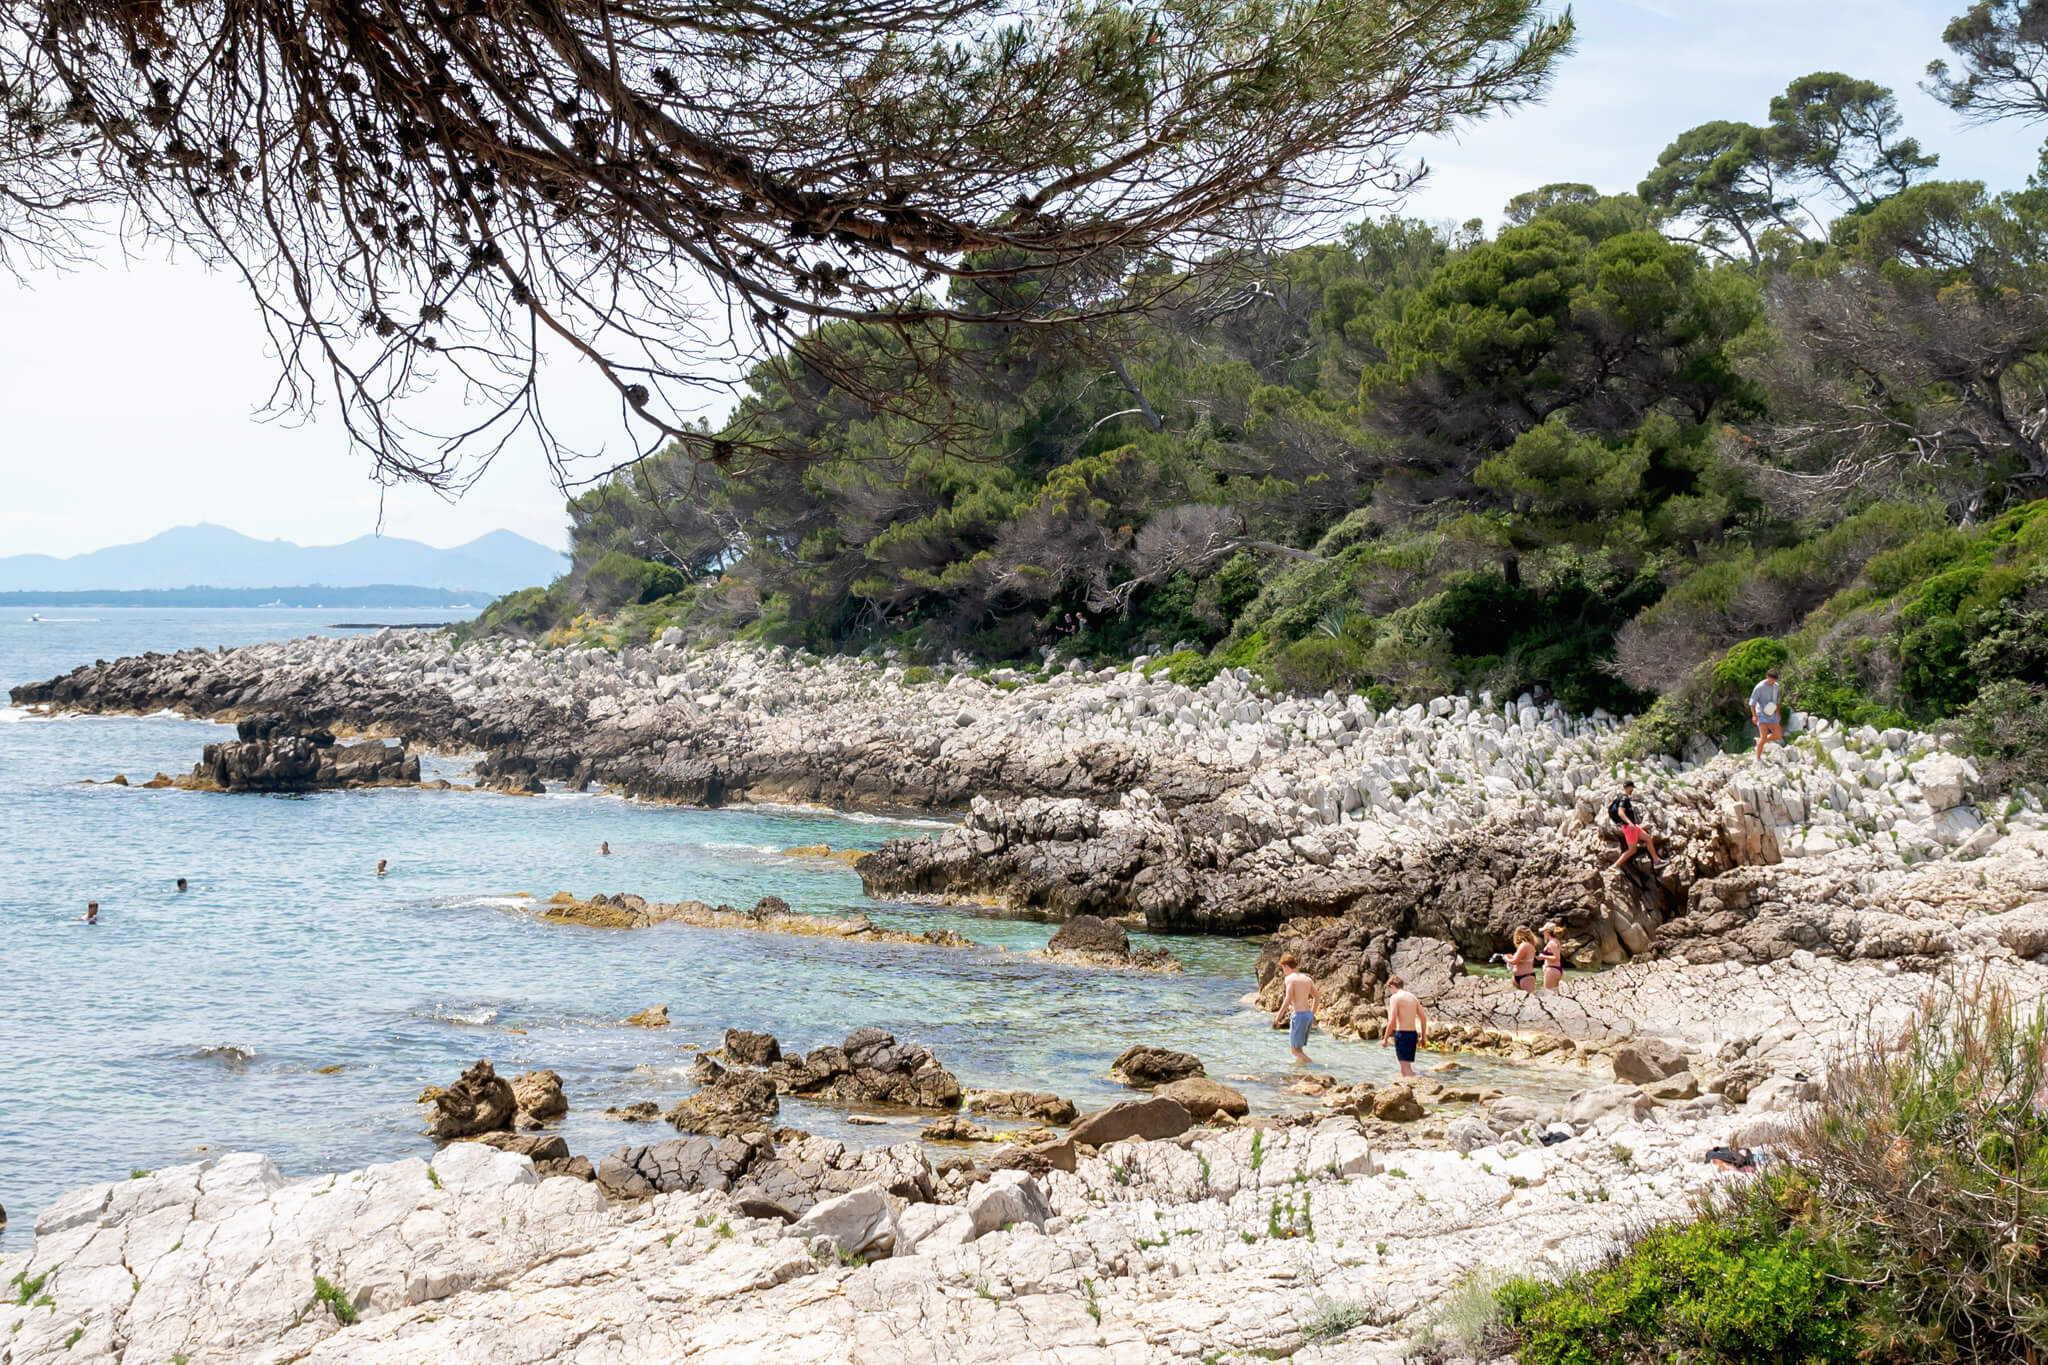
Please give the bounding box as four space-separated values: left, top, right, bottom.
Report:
1382 976 1428 1078
1275 954 1319 1064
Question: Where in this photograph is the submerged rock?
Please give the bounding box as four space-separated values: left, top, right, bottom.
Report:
1111 1045 1205 1088
621 1005 670 1028
1042 914 1183 972
604 1100 660 1122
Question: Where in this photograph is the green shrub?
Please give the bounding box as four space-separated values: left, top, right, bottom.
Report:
1496 1195 1860 1365
900 665 936 686
1712 637 1789 693
462 583 572 642
1272 634 1368 692
310 1276 359 1327
1143 649 1222 689
1786 657 1908 731
1947 680 2048 789
1790 980 2048 1362
1500 983 2048 1365
1218 631 1269 671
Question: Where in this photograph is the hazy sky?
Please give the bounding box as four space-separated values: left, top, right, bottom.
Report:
1 0 2038 558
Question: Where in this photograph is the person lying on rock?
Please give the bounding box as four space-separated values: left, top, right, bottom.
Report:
1493 925 1539 991
1381 976 1427 1078
1607 782 1665 870
1539 924 1566 990
1750 667 1785 760
1274 953 1319 1065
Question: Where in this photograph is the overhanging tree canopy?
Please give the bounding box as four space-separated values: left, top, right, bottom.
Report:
0 0 1571 485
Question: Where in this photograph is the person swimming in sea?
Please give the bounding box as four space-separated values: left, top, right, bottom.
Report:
84 901 98 924
376 859 388 875
598 841 611 856
175 877 188 892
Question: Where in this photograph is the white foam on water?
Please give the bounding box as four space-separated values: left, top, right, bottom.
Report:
427 1005 500 1026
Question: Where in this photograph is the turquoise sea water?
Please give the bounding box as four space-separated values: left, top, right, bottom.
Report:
0 609 1565 1243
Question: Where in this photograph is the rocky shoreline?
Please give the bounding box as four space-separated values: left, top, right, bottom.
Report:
0 1011 1817 1365
16 634 2048 1029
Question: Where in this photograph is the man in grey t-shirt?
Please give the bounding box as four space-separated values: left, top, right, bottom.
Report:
1750 667 1784 758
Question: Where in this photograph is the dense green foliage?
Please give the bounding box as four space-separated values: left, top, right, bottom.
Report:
475 25 2048 783
1493 984 2048 1364
1496 1200 1859 1365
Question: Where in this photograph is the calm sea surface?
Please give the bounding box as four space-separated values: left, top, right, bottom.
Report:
0 608 1567 1242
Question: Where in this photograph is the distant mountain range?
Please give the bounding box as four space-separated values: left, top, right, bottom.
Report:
0 524 566 594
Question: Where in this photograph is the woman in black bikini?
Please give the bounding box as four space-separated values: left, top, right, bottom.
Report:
1494 925 1539 992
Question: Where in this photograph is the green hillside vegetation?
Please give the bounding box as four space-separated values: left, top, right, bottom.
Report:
469 55 2048 785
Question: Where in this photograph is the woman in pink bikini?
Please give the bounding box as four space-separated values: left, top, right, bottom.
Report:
1538 923 1566 990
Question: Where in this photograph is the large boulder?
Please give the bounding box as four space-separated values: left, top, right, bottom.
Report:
1563 1084 1653 1127
965 1090 1078 1125
774 1029 960 1109
193 734 417 792
511 1069 567 1127
1610 1037 1690 1085
1110 1045 1204 1088
733 1136 936 1213
236 712 334 745
595 1133 773 1198
1388 936 1466 1004
966 1170 1052 1237
1068 1096 1193 1147
1047 915 1129 957
425 1059 517 1139
1371 1083 1425 1123
665 1070 779 1136
1154 1077 1248 1121
987 1136 1080 1176
724 1028 782 1065
470 1132 569 1162
791 1187 901 1261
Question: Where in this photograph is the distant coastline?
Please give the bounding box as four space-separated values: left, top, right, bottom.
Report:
3 585 487 610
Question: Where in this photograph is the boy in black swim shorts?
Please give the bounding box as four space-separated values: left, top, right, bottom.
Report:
1381 974 1428 1078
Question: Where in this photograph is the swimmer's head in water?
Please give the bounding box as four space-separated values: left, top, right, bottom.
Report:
176 878 188 891
86 901 99 921
376 860 388 874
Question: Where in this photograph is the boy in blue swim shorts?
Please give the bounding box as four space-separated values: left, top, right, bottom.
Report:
1273 953 1319 1064
1381 975 1428 1078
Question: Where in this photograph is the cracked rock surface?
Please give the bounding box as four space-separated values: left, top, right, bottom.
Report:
2 1106 1768 1365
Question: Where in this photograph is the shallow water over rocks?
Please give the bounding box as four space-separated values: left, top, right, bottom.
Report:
0 610 1585 1243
